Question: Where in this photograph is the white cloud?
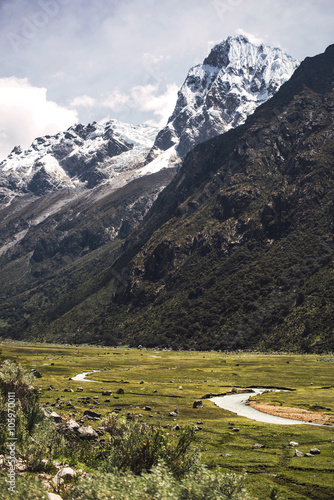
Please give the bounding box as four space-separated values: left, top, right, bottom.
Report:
235 29 266 46
101 83 179 127
69 94 97 108
0 77 78 160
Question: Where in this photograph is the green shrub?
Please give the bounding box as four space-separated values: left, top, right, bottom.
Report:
68 461 248 500
0 474 48 500
99 416 199 477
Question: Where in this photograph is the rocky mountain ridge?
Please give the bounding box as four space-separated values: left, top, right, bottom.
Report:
25 43 334 352
150 35 299 159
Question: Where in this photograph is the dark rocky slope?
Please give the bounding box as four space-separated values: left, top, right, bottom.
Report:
2 45 334 351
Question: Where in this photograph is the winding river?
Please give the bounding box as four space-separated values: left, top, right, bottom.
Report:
72 373 321 426
210 388 317 425
71 370 101 382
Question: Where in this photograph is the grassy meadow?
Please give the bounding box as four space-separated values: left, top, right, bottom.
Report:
1 343 333 499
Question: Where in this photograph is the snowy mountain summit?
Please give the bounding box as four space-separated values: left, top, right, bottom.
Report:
0 120 158 204
0 35 298 206
151 35 299 158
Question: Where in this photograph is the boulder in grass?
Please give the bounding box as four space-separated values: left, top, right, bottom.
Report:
83 410 101 419
102 390 112 396
47 493 63 500
31 369 42 378
53 467 76 486
252 443 265 449
310 448 321 455
193 400 203 409
117 388 124 394
50 411 63 423
294 449 304 457
289 441 299 447
77 426 98 440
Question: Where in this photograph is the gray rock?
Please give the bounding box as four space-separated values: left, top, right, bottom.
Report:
76 387 83 392
31 369 42 378
193 400 203 409
220 453 231 457
102 390 112 396
64 388 74 392
168 411 178 417
289 441 299 447
47 493 63 500
144 406 151 411
83 410 101 419
305 453 314 457
252 443 265 449
294 449 304 457
50 411 63 423
52 466 76 486
77 425 98 440
310 448 321 455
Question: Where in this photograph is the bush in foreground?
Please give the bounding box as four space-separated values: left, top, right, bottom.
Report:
68 461 248 500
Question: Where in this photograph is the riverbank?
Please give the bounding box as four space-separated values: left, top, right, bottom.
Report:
248 400 334 426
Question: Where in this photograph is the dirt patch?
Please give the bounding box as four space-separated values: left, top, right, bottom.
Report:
248 401 333 426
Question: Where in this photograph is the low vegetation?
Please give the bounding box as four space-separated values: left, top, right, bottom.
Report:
0 343 333 499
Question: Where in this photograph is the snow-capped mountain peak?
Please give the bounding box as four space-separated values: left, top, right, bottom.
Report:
151 35 299 158
0 120 159 204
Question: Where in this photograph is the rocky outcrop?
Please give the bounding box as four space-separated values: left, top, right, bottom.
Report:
151 35 298 160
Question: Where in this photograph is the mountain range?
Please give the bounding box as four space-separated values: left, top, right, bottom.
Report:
1 37 333 353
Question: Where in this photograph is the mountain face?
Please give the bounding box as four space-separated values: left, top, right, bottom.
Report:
150 35 299 160
0 120 159 205
19 44 333 352
1 36 317 351
0 36 298 305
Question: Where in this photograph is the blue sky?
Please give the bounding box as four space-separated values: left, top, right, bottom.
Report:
0 0 332 159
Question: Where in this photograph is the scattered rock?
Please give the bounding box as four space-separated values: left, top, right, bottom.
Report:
53 467 76 486
232 428 240 432
117 388 124 394
144 406 151 411
47 385 55 390
76 387 83 392
172 424 180 431
197 421 203 425
305 453 314 457
47 493 63 500
310 448 321 455
96 427 106 436
193 400 203 409
193 425 202 431
178 386 183 390
140 380 144 384
252 443 265 449
102 390 112 396
64 388 74 392
77 426 99 440
31 369 42 378
49 412 63 423
289 441 299 447
168 411 178 417
83 410 101 419
294 449 304 457
220 453 231 457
